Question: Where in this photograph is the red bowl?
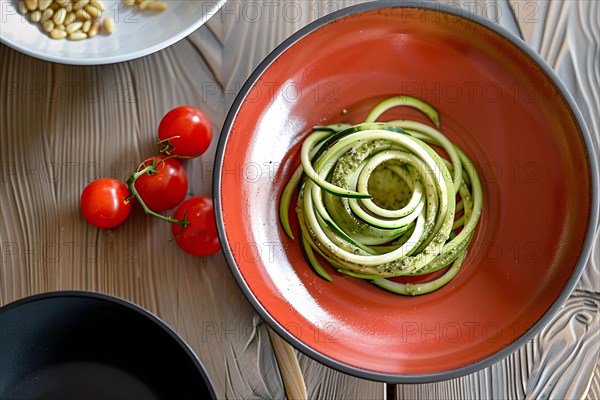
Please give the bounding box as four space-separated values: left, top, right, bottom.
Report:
214 1 598 382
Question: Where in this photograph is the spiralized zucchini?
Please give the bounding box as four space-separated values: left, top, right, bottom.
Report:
279 96 483 295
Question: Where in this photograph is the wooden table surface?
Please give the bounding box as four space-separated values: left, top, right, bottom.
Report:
1 1 598 399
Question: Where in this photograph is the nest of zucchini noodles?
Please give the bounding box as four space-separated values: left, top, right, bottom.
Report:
279 96 483 295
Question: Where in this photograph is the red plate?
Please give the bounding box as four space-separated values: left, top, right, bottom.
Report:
215 2 598 382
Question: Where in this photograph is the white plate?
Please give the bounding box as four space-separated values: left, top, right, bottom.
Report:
0 0 226 65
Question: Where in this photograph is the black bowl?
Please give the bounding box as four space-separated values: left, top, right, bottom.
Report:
0 291 215 400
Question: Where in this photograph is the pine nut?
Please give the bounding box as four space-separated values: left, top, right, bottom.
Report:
18 1 29 14
139 0 153 11
42 20 54 32
64 11 75 24
87 21 99 37
73 0 89 10
41 8 54 21
38 0 52 10
29 10 42 22
103 17 114 34
84 4 101 18
65 21 82 33
147 1 166 11
25 0 38 11
52 7 66 24
50 28 67 39
91 0 104 11
24 0 167 41
53 0 69 9
68 31 87 40
75 8 91 20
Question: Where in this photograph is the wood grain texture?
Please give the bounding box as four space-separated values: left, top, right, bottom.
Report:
268 326 308 400
0 1 598 399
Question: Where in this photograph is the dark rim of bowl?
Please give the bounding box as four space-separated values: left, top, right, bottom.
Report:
214 0 600 384
0 290 217 398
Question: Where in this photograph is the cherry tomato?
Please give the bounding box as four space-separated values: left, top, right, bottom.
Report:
80 178 132 229
171 196 221 256
134 156 188 213
158 106 212 158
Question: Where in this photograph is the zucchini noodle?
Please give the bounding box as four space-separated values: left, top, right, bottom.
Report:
279 96 483 295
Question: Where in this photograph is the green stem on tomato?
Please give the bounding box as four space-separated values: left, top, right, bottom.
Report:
157 135 201 159
126 164 189 228
157 136 179 155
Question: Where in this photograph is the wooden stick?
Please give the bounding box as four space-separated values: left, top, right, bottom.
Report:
267 326 307 400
